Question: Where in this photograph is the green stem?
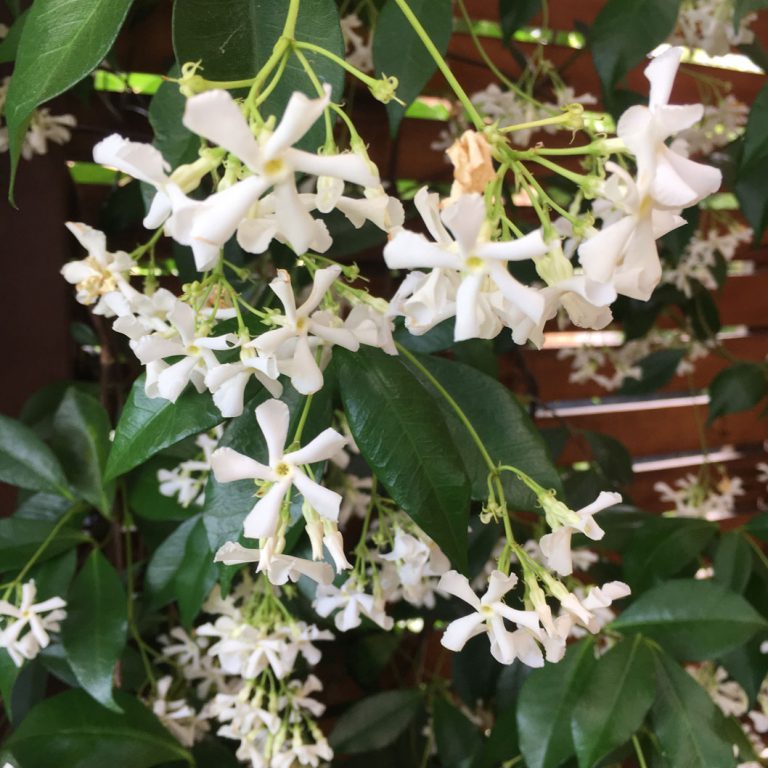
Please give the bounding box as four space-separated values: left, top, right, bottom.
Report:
2 503 84 600
632 735 649 768
246 0 301 109
291 44 334 146
292 391 315 446
526 154 591 186
499 112 574 134
294 40 379 88
252 49 291 110
391 0 485 130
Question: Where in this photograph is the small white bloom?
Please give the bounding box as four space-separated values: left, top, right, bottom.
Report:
211 398 346 539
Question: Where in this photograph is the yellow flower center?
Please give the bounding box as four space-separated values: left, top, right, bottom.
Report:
275 461 291 477
263 158 285 176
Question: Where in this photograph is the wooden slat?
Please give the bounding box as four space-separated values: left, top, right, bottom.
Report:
514 333 768 403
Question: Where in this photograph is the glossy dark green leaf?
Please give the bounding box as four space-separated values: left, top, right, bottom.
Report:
453 634 502 708
29 549 77 601
406 353 562 511
572 635 655 768
746 513 768 542
707 362 768 423
434 697 482 768
0 517 86 573
202 384 332 552
583 430 634 486
499 0 540 41
19 380 100 440
736 84 768 238
517 639 596 768
4 0 133 197
0 648 20 718
589 0 680 96
3 689 192 767
393 317 454 353
176 517 217 627
714 532 753 593
623 517 716 592
334 347 471 570
50 389 113 516
0 413 71 498
173 0 343 150
106 375 223 481
330 689 423 754
146 515 199 609
148 68 199 169
611 579 768 661
61 550 128 711
619 348 686 396
651 649 736 768
373 0 453 135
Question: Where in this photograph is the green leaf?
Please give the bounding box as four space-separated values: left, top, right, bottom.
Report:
334 347 471 570
173 0 344 150
373 0 453 135
0 516 86 574
713 532 753 593
746 513 768 542
393 318 454 354
434 697 482 768
405 354 562 511
145 515 199 609
106 375 223 481
583 430 634 487
4 0 134 198
0 649 20 718
61 550 128 712
720 637 768 705
611 579 768 661
3 689 192 767
175 517 217 627
517 639 596 768
623 517 716 592
736 84 768 239
29 548 77 601
330 689 423 754
0 8 28 63
707 362 768 423
201 384 332 552
651 649 736 768
50 389 113 516
589 0 681 97
148 67 199 169
0 413 71 498
128 456 192 522
499 0 540 41
619 348 686 396
572 635 655 768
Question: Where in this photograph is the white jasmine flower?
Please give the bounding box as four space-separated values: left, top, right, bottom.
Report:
438 570 545 667
341 13 374 73
250 266 359 394
537 491 620 576
385 189 548 342
178 85 378 261
343 302 397 355
150 676 208 747
617 47 721 210
0 581 67 667
314 579 394 632
62 223 138 315
134 300 235 402
204 355 282 418
687 663 749 718
211 398 346 539
214 542 334 587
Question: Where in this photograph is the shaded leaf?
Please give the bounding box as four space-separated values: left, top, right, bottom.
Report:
61 550 128 711
611 579 768 661
335 347 471 570
106 375 223 481
0 413 71 498
708 362 767 423
330 689 423 754
4 0 133 197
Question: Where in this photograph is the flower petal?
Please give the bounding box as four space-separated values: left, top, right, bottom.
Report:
441 612 486 652
255 398 290 466
287 148 378 188
211 446 272 482
263 84 331 159
384 230 459 270
291 469 342 522
243 479 290 539
183 90 260 169
438 570 481 609
93 134 169 186
287 428 347 466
